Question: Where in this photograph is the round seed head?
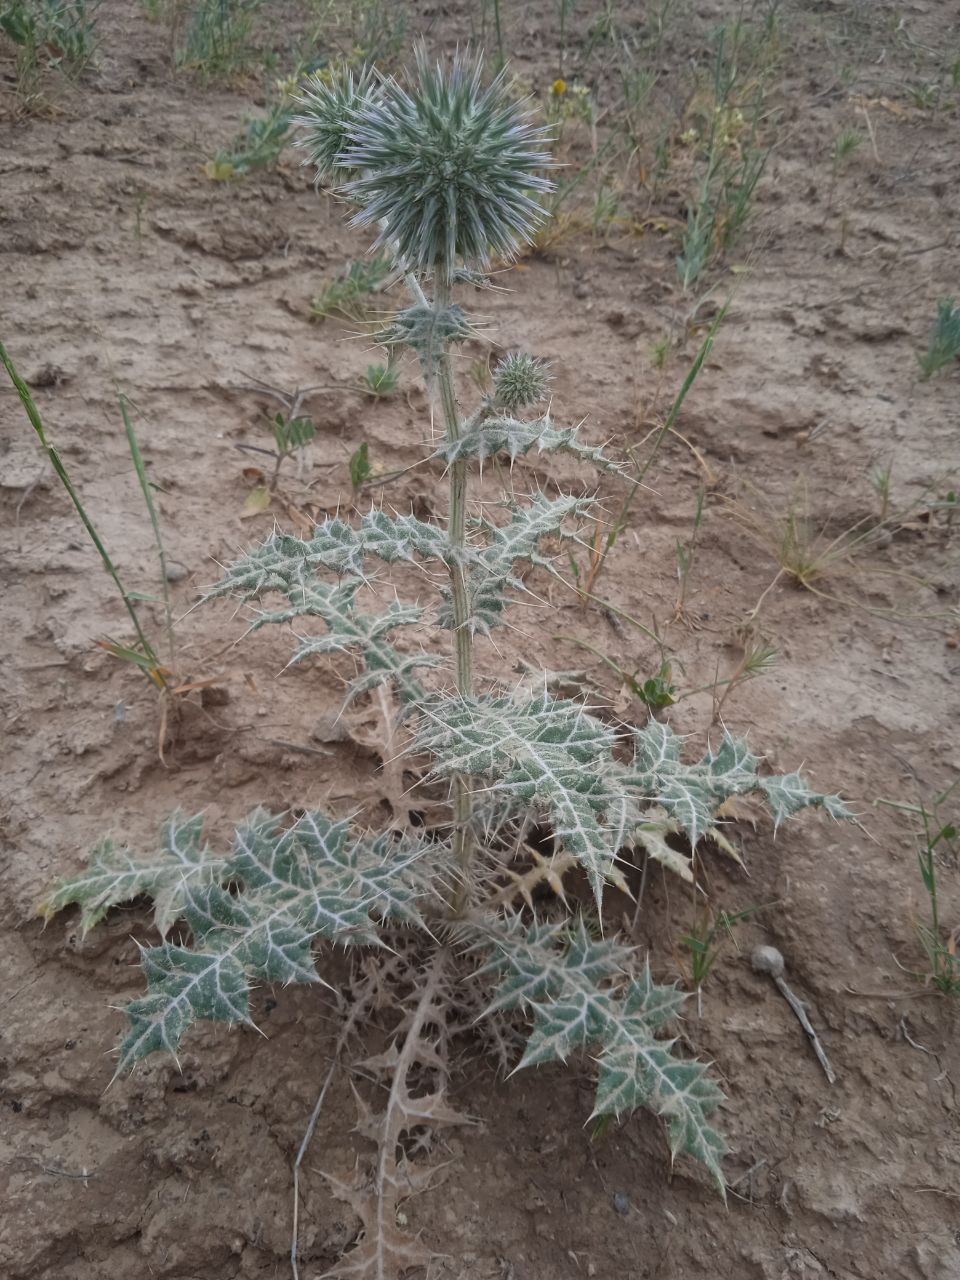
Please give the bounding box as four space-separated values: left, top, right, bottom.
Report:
339 49 554 275
293 64 379 181
493 352 550 410
751 945 785 978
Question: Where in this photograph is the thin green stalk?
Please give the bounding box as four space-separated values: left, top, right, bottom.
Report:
1 341 162 674
119 395 175 667
431 270 474 903
584 301 728 596
491 0 505 71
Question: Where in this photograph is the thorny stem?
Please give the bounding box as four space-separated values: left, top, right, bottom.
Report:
432 268 474 909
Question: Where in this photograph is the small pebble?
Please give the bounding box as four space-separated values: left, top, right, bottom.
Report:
613 1192 630 1216
165 561 189 583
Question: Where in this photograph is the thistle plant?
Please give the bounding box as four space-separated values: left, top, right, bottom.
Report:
44 51 851 1278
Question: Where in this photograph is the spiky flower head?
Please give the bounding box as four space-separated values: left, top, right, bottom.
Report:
293 64 379 181
492 352 551 411
337 49 554 276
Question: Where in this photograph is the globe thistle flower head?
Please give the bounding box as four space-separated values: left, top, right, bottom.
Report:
339 49 554 276
493 352 551 411
292 64 379 181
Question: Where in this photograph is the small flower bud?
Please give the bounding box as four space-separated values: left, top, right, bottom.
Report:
493 352 550 411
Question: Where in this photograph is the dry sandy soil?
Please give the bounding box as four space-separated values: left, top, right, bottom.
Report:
2 1 959 1277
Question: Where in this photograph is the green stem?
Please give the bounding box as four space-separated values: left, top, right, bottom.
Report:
432 270 474 904
1 341 162 675
119 394 175 668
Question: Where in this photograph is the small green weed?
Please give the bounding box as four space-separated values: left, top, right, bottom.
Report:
880 784 960 995
870 459 894 521
681 903 772 1003
918 298 960 379
0 0 99 99
348 440 371 493
676 20 773 290
179 0 261 76
2 343 173 693
363 362 399 398
205 74 298 178
236 408 316 499
309 251 393 323
674 488 706 622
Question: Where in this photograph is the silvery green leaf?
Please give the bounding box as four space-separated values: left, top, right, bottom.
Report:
625 724 852 853
436 494 594 634
38 812 227 938
704 734 761 792
632 720 684 778
416 691 622 901
475 916 571 1013
476 917 726 1188
251 581 432 708
475 493 594 584
119 942 252 1070
655 774 716 848
358 509 454 564
209 528 365 598
210 512 459 606
52 809 434 1070
518 988 617 1068
622 961 689 1029
435 413 621 473
436 575 507 636
760 773 852 828
594 1022 727 1192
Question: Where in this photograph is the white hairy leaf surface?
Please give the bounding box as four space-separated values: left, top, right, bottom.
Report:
208 513 458 602
475 917 726 1189
39 812 227 938
760 771 851 827
625 722 851 850
434 413 622 472
434 493 594 634
416 689 624 901
240 577 438 708
43 809 438 1070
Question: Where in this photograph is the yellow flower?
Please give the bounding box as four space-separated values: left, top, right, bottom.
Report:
552 78 567 96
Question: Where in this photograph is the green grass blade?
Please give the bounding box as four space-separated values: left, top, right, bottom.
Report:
1 341 162 679
119 394 174 664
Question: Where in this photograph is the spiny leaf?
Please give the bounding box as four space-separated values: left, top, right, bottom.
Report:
119 942 252 1068
475 492 594 583
210 511 458 603
38 812 227 938
594 1021 728 1192
246 577 439 708
760 772 852 828
475 918 726 1189
625 725 851 851
416 690 624 901
436 493 595 634
434 413 621 472
47 810 438 1070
